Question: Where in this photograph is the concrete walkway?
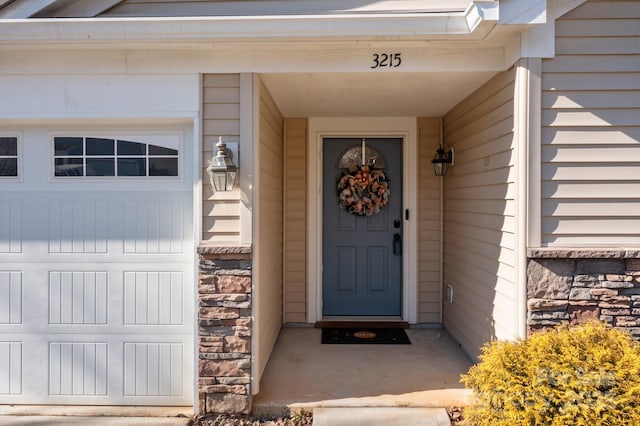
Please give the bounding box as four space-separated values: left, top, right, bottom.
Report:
0 417 191 425
0 328 471 425
253 327 473 416
313 407 451 426
0 407 193 426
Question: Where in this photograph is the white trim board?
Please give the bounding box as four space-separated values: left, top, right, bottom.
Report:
0 9 498 45
307 117 419 324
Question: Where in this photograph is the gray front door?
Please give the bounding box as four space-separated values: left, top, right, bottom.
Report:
322 138 403 316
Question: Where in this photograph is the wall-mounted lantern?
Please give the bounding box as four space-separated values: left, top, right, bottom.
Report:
207 137 237 191
431 146 454 177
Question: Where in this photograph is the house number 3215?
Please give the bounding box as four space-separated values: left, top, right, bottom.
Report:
371 53 402 69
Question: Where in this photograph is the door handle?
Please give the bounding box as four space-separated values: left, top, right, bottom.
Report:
393 233 402 255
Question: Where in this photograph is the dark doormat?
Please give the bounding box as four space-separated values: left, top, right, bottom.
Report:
321 328 411 344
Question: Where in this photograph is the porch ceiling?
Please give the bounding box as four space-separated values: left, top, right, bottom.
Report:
261 71 497 117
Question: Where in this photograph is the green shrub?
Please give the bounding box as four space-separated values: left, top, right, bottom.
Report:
461 322 640 426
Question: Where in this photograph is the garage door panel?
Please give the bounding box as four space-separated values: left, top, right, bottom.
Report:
124 199 186 254
1 198 193 405
1 129 194 406
124 271 183 326
3 193 192 261
49 341 109 396
0 271 22 325
124 342 184 397
1 333 194 405
0 201 21 254
0 341 22 395
34 266 193 334
49 271 108 325
48 200 109 254
46 195 190 256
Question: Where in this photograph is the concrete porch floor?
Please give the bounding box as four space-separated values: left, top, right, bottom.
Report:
252 327 474 415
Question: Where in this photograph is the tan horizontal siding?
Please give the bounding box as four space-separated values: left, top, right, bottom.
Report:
442 66 517 360
542 91 640 108
541 0 640 247
543 182 640 199
446 199 516 216
445 70 516 125
542 200 640 216
203 87 242 103
255 80 284 382
202 74 241 243
203 103 241 120
542 109 638 127
542 164 640 181
542 127 640 145
542 146 640 163
540 235 640 246
446 102 515 148
556 18 640 37
543 218 640 235
562 0 640 18
542 56 640 73
203 200 240 217
418 117 443 323
202 217 240 234
283 118 308 323
555 38 640 55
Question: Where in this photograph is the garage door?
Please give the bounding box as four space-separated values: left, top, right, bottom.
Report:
0 132 194 406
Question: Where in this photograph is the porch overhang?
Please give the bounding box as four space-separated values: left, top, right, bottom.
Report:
0 0 579 120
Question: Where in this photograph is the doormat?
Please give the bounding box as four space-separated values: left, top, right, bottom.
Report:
321 328 411 345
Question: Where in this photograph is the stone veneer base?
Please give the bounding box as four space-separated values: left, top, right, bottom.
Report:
527 248 640 338
194 245 640 413
197 245 253 415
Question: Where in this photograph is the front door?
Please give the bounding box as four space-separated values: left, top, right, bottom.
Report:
322 137 403 316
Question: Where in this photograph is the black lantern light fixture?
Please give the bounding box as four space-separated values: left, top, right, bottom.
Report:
207 137 237 191
431 146 454 177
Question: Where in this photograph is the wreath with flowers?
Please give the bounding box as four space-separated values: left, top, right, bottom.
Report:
337 165 390 216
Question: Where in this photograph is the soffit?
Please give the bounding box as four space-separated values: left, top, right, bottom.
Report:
260 71 497 117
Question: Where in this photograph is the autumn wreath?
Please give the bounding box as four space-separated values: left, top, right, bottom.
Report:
337 165 390 216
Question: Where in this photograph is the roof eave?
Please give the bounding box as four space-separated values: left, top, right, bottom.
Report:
0 8 499 46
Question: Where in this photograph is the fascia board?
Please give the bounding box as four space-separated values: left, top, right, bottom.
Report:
464 1 499 41
498 0 547 25
0 13 494 45
467 1 499 31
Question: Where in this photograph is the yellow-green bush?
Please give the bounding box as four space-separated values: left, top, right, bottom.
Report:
461 322 640 426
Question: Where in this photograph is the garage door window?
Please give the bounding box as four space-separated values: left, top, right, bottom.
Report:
54 136 179 177
0 136 19 178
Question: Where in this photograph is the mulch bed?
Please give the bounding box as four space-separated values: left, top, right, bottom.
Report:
447 407 465 425
193 407 463 425
192 412 313 426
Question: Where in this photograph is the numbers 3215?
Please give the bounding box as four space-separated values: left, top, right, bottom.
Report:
371 53 402 69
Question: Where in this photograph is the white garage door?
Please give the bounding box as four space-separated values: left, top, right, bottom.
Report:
0 131 194 406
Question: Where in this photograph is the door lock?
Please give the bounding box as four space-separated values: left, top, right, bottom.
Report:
393 233 402 255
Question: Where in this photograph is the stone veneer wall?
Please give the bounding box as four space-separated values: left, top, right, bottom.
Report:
197 245 253 414
527 249 640 338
